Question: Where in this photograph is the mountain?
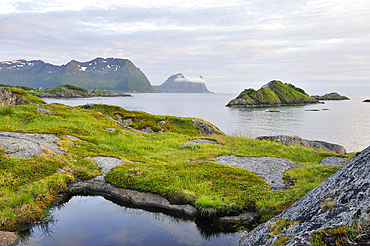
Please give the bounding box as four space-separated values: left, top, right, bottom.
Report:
153 73 212 93
226 80 319 107
0 58 156 93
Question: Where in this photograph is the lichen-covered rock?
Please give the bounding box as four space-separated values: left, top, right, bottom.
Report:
192 119 220 136
0 87 33 107
256 135 346 155
0 231 19 246
239 145 370 246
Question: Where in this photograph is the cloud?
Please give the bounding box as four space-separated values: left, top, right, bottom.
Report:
174 75 206 83
0 0 370 93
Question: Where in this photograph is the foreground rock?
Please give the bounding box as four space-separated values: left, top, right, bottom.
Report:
239 145 370 246
256 135 346 155
0 231 19 246
226 80 318 107
0 132 65 158
215 156 300 190
0 87 33 106
192 119 220 136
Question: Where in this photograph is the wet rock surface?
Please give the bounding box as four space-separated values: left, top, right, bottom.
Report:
0 132 64 158
239 145 370 246
0 231 19 246
256 135 346 154
215 156 301 190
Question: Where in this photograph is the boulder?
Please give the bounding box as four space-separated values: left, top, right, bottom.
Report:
0 231 19 246
239 145 370 246
192 119 220 136
256 135 346 155
0 87 33 107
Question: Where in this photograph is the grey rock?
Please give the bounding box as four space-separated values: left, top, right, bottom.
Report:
0 231 19 246
0 87 33 107
36 107 55 114
216 156 300 190
157 120 167 126
65 135 82 141
0 132 64 158
105 127 116 131
67 178 198 216
188 139 218 144
239 145 370 246
192 119 221 137
319 156 346 167
55 169 67 174
141 126 154 134
91 156 124 176
257 135 346 155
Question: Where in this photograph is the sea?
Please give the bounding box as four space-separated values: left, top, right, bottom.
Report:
44 93 370 153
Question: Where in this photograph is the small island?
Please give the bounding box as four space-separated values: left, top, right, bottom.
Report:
28 84 132 98
311 92 350 100
363 99 370 103
226 80 318 107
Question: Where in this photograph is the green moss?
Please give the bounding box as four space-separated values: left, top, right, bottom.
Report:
268 218 299 239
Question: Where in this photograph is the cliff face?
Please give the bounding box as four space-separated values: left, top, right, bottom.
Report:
239 145 370 246
153 73 212 93
0 58 156 93
227 80 318 107
0 87 33 106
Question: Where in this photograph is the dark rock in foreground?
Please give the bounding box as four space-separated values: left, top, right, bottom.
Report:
239 145 370 246
257 135 346 155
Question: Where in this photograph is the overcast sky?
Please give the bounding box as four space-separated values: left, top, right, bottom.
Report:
1 0 369 94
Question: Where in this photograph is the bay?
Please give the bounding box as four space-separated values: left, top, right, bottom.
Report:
45 93 370 152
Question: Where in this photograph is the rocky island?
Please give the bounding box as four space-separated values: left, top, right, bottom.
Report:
311 92 350 100
0 87 361 245
226 80 319 107
153 73 212 93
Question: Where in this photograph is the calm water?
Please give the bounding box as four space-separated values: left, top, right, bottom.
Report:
18 195 240 246
45 93 370 152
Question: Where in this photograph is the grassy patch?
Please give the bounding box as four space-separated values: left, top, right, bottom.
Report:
0 89 345 231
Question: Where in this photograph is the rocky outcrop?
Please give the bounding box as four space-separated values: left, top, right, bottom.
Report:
0 132 65 158
311 92 350 100
226 81 318 107
0 87 33 107
215 156 301 190
153 73 212 93
239 145 370 246
256 135 346 155
191 119 220 136
363 99 370 103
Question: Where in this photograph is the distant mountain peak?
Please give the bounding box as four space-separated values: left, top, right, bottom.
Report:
154 73 211 93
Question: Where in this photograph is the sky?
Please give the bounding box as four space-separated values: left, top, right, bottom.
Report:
1 0 369 94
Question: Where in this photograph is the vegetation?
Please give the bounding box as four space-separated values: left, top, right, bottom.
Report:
311 92 350 100
28 84 116 97
0 89 348 232
226 80 318 107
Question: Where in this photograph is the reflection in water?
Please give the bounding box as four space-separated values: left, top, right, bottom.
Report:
17 194 242 246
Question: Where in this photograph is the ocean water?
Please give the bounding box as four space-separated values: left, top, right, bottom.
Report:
45 93 370 152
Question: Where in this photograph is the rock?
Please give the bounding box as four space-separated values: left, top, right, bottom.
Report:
188 139 218 144
0 87 33 107
0 231 19 246
91 156 124 176
239 145 370 246
319 156 346 167
192 119 220 137
36 107 55 114
226 81 319 107
363 99 370 103
105 127 116 131
65 135 82 141
256 135 346 155
215 156 300 190
0 132 65 158
67 178 198 216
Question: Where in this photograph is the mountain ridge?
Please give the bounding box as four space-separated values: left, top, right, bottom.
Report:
0 58 156 93
153 73 212 93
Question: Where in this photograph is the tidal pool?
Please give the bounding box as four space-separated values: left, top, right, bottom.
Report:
17 194 242 245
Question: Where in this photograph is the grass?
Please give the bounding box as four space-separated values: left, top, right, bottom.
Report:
0 89 348 231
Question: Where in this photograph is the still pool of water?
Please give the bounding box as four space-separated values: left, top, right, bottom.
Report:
17 194 241 246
